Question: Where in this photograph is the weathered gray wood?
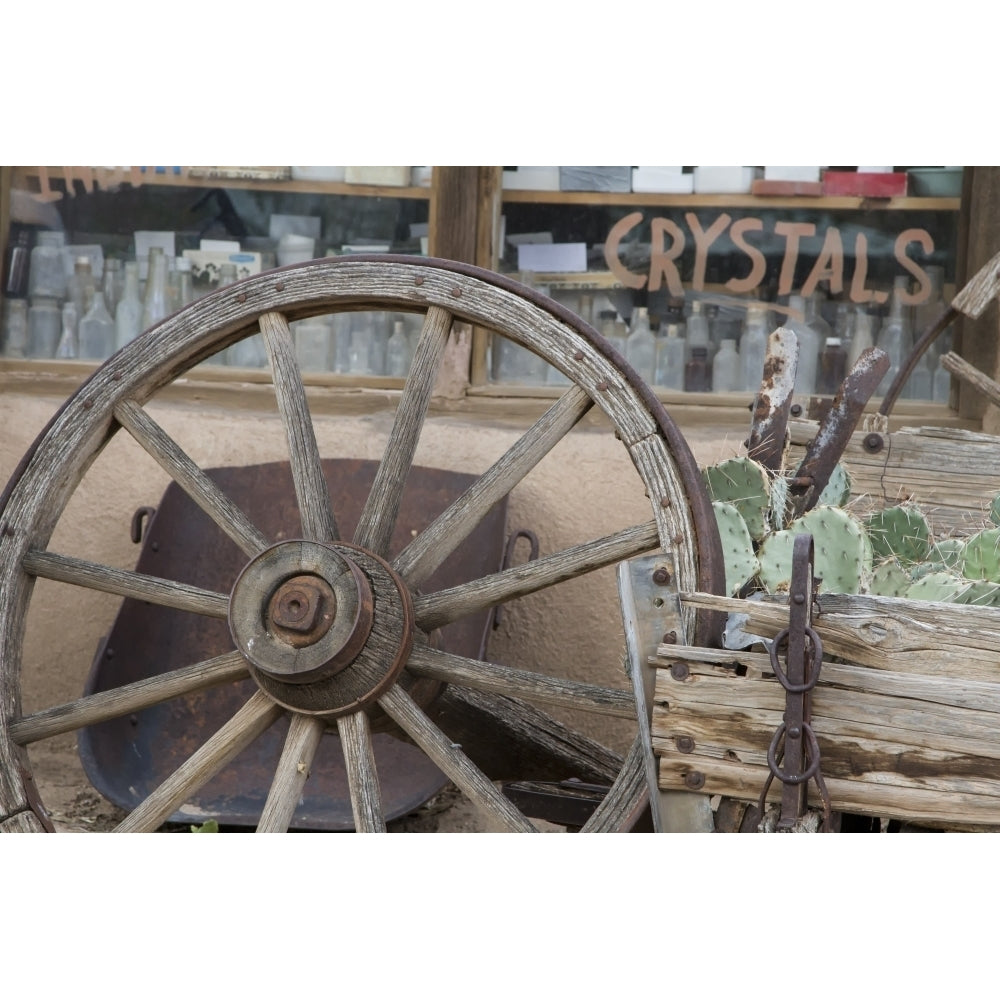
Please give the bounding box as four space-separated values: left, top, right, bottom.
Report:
414 520 660 632
940 350 1000 410
337 710 386 833
679 590 1000 679
256 713 325 833
378 684 536 831
115 691 282 832
394 385 594 587
22 549 230 619
353 306 452 557
0 811 47 833
260 310 339 542
114 400 269 558
10 651 249 744
579 735 648 832
406 644 636 719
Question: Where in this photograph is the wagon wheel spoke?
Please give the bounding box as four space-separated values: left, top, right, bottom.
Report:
22 550 229 618
115 691 283 833
10 651 248 745
405 645 636 720
378 685 536 832
337 710 386 832
260 310 339 542
413 520 660 632
114 400 269 558
353 306 453 557
579 735 648 833
256 713 325 833
394 386 594 587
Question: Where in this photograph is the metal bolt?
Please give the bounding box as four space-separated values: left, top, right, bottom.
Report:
793 593 806 604
596 379 609 392
275 281 285 292
660 497 672 509
684 771 705 790
267 574 337 646
670 662 689 681
790 404 803 417
676 735 695 753
573 350 584 361
863 432 884 454
653 567 671 585
662 630 677 644
450 287 462 298
237 293 247 304
788 725 802 739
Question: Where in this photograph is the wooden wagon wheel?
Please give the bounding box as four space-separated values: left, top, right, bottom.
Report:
0 256 724 833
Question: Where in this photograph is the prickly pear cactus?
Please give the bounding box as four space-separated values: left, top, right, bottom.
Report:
960 527 1000 582
864 505 931 565
702 457 771 542
757 505 872 595
868 559 912 598
817 462 852 508
711 501 759 597
906 572 971 603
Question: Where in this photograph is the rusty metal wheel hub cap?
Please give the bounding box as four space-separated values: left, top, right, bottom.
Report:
229 540 414 716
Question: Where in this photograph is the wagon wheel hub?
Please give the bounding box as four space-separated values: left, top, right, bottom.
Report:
229 539 414 716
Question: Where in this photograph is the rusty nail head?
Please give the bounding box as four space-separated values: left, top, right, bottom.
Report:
672 533 684 546
676 735 695 753
451 287 462 298
863 433 884 454
83 399 93 410
788 725 802 739
415 276 424 285
662 630 677 644
275 281 284 292
670 662 689 681
793 593 806 605
238 293 247 303
684 771 705 790
112 372 122 382
660 497 672 508
573 350 584 361
653 567 671 585
596 379 609 392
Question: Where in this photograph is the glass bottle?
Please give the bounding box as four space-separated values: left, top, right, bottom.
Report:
598 309 628 355
933 360 951 403
169 256 194 312
78 291 115 360
2 299 29 357
331 313 353 373
654 322 686 390
294 318 331 371
684 345 712 392
625 307 656 384
56 301 78 358
739 302 770 392
102 258 124 319
786 294 820 397
115 261 143 348
818 336 847 395
916 265 951 368
847 309 876 370
711 338 741 392
908 353 934 400
28 231 68 301
67 256 97 321
4 229 31 299
28 296 61 358
142 247 171 330
385 319 413 377
684 299 711 364
876 285 913 396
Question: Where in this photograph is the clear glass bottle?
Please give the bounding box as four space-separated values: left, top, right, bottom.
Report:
294 318 331 371
625 307 656 384
56 301 78 358
654 322 686 390
818 336 847 395
331 313 353 373
102 258 124 319
2 299 29 357
786 294 820 397
171 256 195 311
684 299 711 364
28 296 62 358
711 338 741 392
916 265 951 367
598 309 628 356
684 345 712 392
877 285 913 396
67 256 96 321
115 261 143 349
908 353 934 400
933 360 951 403
847 309 876 370
141 247 170 330
78 291 115 360
28 231 68 301
739 302 770 392
385 319 413 377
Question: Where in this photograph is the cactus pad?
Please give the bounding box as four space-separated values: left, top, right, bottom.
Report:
712 501 759 596
817 462 853 508
906 572 970 603
864 505 931 565
702 457 771 541
867 559 912 598
960 528 1000 582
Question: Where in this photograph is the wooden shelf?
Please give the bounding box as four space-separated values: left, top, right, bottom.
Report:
10 167 432 201
501 189 960 212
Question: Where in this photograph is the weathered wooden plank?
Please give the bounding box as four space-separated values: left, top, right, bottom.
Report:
579 735 648 833
940 350 1000 410
337 710 386 833
0 810 47 833
679 590 1000 677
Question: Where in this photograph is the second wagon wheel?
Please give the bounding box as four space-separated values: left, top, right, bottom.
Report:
0 255 724 833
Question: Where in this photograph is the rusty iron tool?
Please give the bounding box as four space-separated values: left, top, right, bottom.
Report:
786 346 889 522
879 247 1000 417
746 328 799 474
755 534 832 831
